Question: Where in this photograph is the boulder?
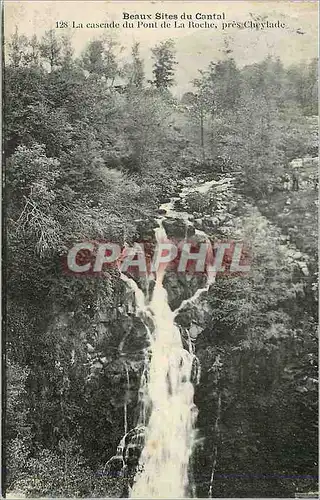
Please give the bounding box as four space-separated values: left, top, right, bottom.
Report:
189 323 202 340
174 199 187 211
194 218 203 230
120 317 151 355
163 272 205 311
135 218 157 239
162 217 195 239
158 208 167 216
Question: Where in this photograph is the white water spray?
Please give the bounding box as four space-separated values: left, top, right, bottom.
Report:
131 216 197 498
120 179 217 498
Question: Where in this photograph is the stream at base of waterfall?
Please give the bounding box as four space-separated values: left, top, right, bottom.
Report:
108 178 220 498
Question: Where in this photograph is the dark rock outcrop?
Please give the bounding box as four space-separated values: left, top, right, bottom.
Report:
162 217 195 239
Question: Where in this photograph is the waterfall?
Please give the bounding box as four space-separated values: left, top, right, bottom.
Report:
131 216 197 499
119 178 217 498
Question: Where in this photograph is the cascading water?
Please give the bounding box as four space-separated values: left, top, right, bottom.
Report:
131 218 197 498
119 178 218 498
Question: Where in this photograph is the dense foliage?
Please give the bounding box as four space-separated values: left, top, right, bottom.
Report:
4 29 318 497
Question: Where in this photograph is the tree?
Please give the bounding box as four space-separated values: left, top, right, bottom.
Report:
39 29 62 70
60 34 74 69
26 35 40 67
150 39 177 89
194 58 241 116
7 27 29 67
5 31 318 499
129 42 144 88
80 37 119 84
81 39 105 77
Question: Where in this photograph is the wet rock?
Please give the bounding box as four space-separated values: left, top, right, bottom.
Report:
163 272 204 311
174 199 188 211
120 317 151 355
135 218 157 240
104 454 124 474
124 443 142 467
194 218 203 229
175 296 211 330
162 217 195 239
189 323 202 340
158 208 167 216
202 218 216 233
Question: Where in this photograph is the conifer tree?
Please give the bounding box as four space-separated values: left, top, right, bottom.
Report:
150 39 177 89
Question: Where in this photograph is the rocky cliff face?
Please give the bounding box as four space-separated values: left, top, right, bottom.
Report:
82 174 239 495
46 168 315 497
